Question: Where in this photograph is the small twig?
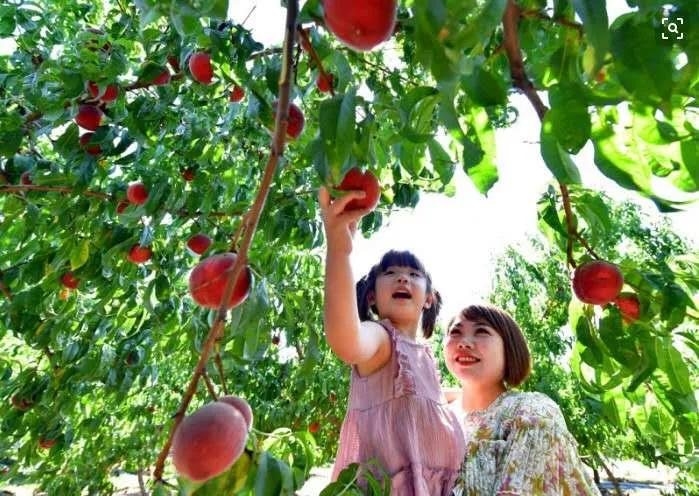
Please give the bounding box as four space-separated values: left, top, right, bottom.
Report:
249 47 283 61
0 271 13 301
241 5 256 26
214 352 229 395
294 342 305 361
0 185 111 200
574 231 601 260
229 213 249 252
559 184 578 268
202 370 218 401
520 9 584 34
298 27 335 96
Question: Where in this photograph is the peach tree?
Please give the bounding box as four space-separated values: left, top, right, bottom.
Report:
0 0 697 493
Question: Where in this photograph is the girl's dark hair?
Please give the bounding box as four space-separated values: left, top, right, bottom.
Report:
448 304 531 387
356 250 442 338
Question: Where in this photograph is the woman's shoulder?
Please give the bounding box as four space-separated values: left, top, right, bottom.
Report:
501 391 566 426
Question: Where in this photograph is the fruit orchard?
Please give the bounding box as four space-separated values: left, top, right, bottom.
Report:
0 0 698 494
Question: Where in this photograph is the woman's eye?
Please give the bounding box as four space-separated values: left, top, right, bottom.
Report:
476 328 489 334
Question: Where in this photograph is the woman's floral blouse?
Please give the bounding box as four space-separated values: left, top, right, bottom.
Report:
451 391 601 496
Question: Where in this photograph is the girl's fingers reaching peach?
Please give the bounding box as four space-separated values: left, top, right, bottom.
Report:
329 190 366 215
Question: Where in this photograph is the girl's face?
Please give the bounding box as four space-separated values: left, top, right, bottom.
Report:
369 265 432 325
443 317 505 389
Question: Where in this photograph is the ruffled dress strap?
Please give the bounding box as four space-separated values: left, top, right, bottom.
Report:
375 319 418 398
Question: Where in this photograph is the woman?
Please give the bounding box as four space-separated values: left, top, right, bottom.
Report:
443 304 601 495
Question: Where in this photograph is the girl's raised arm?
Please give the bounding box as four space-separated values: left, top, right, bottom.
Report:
319 187 382 364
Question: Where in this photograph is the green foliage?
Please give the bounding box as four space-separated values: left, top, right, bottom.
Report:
0 0 697 493
491 195 698 478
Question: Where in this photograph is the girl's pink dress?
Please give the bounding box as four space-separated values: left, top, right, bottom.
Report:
332 319 465 495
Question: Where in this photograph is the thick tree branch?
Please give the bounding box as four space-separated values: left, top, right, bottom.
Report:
151 0 300 481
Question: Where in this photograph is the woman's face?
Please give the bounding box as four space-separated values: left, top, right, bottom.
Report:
443 316 505 389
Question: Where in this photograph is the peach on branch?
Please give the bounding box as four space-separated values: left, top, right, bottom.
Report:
613 293 640 324
79 133 101 155
75 105 105 131
11 395 32 411
182 168 195 182
116 200 128 214
317 73 334 93
273 101 305 140
187 234 212 255
189 253 251 309
229 85 245 103
189 52 213 85
172 402 248 482
335 167 381 212
20 171 32 185
61 272 80 289
572 260 624 305
38 438 56 450
87 81 119 102
323 0 397 51
218 395 254 430
309 421 320 433
127 182 148 205
127 245 152 264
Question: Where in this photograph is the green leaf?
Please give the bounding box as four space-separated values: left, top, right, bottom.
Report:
319 88 356 182
70 240 90 271
540 115 582 185
610 15 674 105
427 138 455 185
572 0 609 75
655 338 693 396
463 106 498 194
461 66 507 107
254 451 282 496
0 129 23 157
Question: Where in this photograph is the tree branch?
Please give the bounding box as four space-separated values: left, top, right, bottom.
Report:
201 370 218 401
502 0 597 269
502 0 548 121
0 185 111 199
520 9 584 34
298 27 335 96
0 271 13 301
214 351 229 395
151 0 300 482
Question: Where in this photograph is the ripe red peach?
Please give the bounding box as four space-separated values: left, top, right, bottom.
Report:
572 260 624 305
172 402 248 482
323 0 397 51
189 253 251 309
189 52 213 84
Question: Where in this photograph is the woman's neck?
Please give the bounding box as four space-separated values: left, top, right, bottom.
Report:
460 382 507 413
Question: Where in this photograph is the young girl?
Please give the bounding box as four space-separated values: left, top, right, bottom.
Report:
443 304 601 495
319 187 465 495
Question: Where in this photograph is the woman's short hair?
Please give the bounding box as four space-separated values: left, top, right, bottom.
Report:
356 250 442 338
448 304 531 387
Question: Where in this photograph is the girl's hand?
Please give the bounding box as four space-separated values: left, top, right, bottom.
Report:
319 186 373 255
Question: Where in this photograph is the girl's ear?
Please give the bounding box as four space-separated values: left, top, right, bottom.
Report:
367 290 376 306
423 292 434 310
